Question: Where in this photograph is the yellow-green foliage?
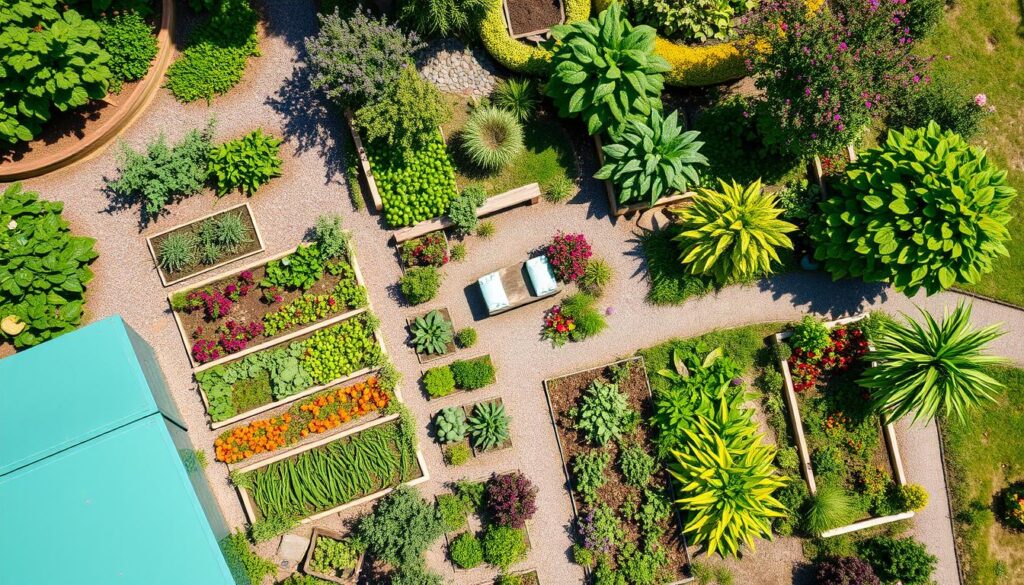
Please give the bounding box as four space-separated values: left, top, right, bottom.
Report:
479 0 590 75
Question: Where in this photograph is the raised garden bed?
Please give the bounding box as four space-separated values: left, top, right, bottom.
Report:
503 0 565 38
195 311 383 429
169 241 368 368
594 134 694 217
543 356 692 583
398 231 449 270
424 354 497 400
146 202 264 286
475 569 540 585
406 307 457 364
465 397 512 457
301 527 365 584
773 314 913 537
234 414 428 525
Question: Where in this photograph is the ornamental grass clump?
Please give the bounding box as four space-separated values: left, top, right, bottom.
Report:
460 106 525 171
810 122 1017 296
492 78 539 122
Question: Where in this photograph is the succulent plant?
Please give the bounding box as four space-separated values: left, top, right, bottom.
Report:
410 309 453 355
435 407 469 444
468 402 510 451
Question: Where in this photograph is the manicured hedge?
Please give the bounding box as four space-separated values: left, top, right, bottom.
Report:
479 0 590 76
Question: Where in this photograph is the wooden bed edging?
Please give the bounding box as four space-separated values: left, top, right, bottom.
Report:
0 0 176 181
301 527 364 584
593 134 694 217
390 183 543 244
502 0 565 39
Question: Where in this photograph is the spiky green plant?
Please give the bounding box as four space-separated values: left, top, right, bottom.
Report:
672 180 796 285
410 310 454 355
435 407 468 443
212 212 251 251
492 78 539 122
860 302 1006 423
460 106 524 171
467 401 510 451
159 232 198 273
544 2 670 137
803 484 857 536
594 109 708 205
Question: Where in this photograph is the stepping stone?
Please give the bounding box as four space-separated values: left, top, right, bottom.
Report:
636 207 672 232
276 533 309 566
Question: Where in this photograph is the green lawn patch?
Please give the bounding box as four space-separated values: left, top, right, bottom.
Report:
941 366 1024 584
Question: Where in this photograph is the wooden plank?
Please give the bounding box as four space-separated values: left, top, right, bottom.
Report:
391 183 542 244
344 110 383 212
593 134 694 216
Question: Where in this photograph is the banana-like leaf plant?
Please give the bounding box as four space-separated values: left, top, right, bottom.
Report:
594 109 708 205
861 302 1006 423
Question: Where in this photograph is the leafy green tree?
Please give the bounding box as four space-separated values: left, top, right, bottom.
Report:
544 2 669 137
0 2 112 145
595 109 707 205
811 122 1017 295
354 67 451 157
861 302 1006 423
672 180 796 285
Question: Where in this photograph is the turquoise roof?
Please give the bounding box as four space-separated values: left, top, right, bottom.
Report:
0 317 235 585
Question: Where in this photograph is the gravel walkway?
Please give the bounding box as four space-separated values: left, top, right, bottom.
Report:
417 39 500 97
6 2 1019 583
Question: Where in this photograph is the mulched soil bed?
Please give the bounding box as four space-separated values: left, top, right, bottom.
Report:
546 357 689 581
149 204 262 284
505 0 563 36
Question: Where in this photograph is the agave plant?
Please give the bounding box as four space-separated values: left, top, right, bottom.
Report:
860 302 1006 423
672 180 797 285
435 407 469 443
594 109 708 205
410 310 454 355
468 401 510 451
544 2 670 137
159 232 199 273
811 122 1017 296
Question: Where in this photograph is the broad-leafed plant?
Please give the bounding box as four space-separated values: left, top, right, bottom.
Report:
410 309 454 355
208 129 284 196
544 2 670 137
672 180 796 285
594 109 707 205
861 302 1006 423
435 407 468 443
811 122 1017 296
569 379 636 446
467 401 510 451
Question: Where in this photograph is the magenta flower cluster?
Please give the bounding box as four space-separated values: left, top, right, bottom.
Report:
184 271 256 320
191 320 265 364
486 472 538 529
545 232 592 283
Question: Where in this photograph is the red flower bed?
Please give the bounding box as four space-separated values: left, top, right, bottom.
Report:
545 232 592 283
789 325 869 392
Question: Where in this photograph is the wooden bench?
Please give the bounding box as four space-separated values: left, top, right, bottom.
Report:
391 183 542 245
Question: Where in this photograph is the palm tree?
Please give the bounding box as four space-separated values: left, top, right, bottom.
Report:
861 302 1006 423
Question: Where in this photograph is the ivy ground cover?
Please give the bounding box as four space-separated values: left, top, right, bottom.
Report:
196 312 381 423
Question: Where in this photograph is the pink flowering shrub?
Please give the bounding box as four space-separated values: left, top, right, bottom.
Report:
545 232 592 283
184 271 256 320
190 320 265 364
486 472 538 529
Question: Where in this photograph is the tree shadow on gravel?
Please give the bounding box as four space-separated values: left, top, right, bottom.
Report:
758 271 890 317
253 0 318 50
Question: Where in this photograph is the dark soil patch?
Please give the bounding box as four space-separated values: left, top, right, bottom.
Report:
505 0 563 36
149 205 262 283
545 357 690 581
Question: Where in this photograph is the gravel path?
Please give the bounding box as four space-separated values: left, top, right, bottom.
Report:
5 2 1018 583
417 39 500 97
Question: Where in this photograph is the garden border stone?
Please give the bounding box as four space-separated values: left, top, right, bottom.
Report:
301 527 365 584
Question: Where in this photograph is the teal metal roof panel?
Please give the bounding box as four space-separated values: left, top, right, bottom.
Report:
0 317 158 476
0 414 235 585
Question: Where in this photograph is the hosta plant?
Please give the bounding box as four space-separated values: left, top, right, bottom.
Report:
672 180 796 285
1 183 99 349
544 2 670 137
568 380 635 446
811 122 1017 295
468 401 510 451
410 310 453 355
208 129 284 196
594 109 708 205
0 2 112 145
861 302 1006 423
435 407 468 443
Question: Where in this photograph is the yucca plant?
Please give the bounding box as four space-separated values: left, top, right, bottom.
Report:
492 78 539 122
672 180 797 285
410 310 454 355
460 106 524 171
803 484 857 536
860 302 1006 424
435 407 468 443
594 109 708 205
468 401 510 451
544 2 670 137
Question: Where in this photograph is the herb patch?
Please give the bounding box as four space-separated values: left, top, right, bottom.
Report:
147 203 263 286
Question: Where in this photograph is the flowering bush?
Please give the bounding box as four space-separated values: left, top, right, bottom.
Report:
486 472 538 529
542 305 576 347
546 232 592 283
789 324 869 392
399 233 449 268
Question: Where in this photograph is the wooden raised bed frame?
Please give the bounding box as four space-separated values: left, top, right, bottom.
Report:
301 527 364 584
502 0 566 39
593 134 695 217
772 314 913 538
146 202 265 287
406 307 458 364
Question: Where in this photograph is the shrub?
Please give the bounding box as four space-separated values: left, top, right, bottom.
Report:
410 310 453 355
449 532 484 569
595 109 707 206
461 106 525 170
448 188 485 235
399 0 488 37
560 293 607 341
545 232 592 283
314 214 349 260
887 73 989 140
544 174 576 203
0 4 112 146
207 129 283 196
424 366 456 398
577 502 623 553
305 8 423 109
493 78 539 122
774 180 821 226
476 220 496 238
0 184 99 349
390 567 444 585
631 0 753 42
672 180 795 285
165 0 259 102
310 536 362 574
811 123 1016 295
354 67 451 157
354 486 444 570
159 232 199 273
803 484 857 536
572 451 610 505
456 327 477 348
791 315 831 354
434 407 468 443
569 380 634 446
998 481 1024 531
220 532 276 585
99 11 157 92
693 95 798 185
371 135 458 228
899 484 929 512
444 442 471 465
468 401 510 450
857 537 937 585
861 303 1005 423
107 120 214 222
400 267 442 305
487 471 538 528
544 2 669 137
903 0 944 38
450 242 467 261
619 443 656 488
399 233 448 268
815 556 881 585
481 525 527 570
436 493 469 531
451 356 496 389
579 258 613 297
